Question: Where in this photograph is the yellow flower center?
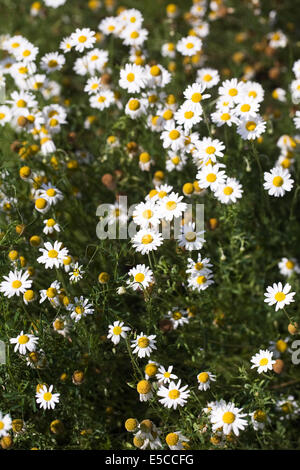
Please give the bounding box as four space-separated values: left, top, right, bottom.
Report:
198 372 209 383
195 262 203 270
172 156 180 165
158 191 167 198
47 287 57 298
163 110 173 120
166 201 177 211
172 311 182 320
203 74 212 81
12 280 22 289
246 121 256 131
98 96 106 103
185 231 196 242
48 249 58 258
259 358 268 366
150 65 161 76
48 60 58 68
206 146 216 155
206 173 216 183
169 130 180 140
276 340 287 353
248 90 257 98
164 372 171 378
46 188 56 197
222 412 235 424
186 42 194 49
142 209 153 219
253 410 266 422
112 326 122 335
128 99 140 111
17 99 26 108
191 92 202 103
141 234 153 245
75 306 84 315
272 176 284 187
229 88 237 96
78 35 87 43
184 111 194 119
221 113 230 121
43 392 52 401
130 31 139 39
137 380 151 394
135 273 145 283
138 337 149 348
168 389 180 399
127 72 135 82
18 334 29 344
145 364 158 376
24 290 34 301
275 291 286 302
240 104 250 112
0 422 4 430
46 218 56 227
54 319 64 330
223 186 233 195
166 433 179 446
197 275 207 284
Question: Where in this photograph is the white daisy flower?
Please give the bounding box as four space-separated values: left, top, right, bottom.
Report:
157 380 190 409
174 101 202 131
10 331 38 355
119 63 146 93
236 115 266 140
251 349 276 374
69 263 85 283
165 431 189 450
161 121 185 152
36 385 60 410
211 108 240 127
126 264 154 291
67 296 94 322
89 90 115 110
186 255 213 276
215 177 243 204
234 98 259 119
131 229 163 255
43 218 60 235
107 321 131 345
250 410 269 430
197 371 216 391
156 365 178 384
40 52 65 72
278 257 300 277
53 317 71 337
210 401 248 436
39 280 61 306
218 78 245 104
196 163 227 192
272 88 286 102
176 35 202 56
125 97 147 119
178 222 205 251
131 332 157 358
157 191 187 222
137 380 153 402
197 68 220 89
268 30 287 48
166 308 189 329
166 151 187 171
0 412 12 437
37 241 69 269
263 167 294 197
264 282 295 311
188 271 214 291
276 396 300 420
70 28 96 52
132 201 161 228
0 269 32 298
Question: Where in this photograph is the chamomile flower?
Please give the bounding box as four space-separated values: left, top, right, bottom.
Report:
60 36 73 53
165 431 189 450
107 321 131 345
37 241 69 269
39 183 63 206
36 385 60 410
43 218 60 235
161 122 185 151
89 90 115 110
131 332 157 358
10 331 38 355
263 167 294 197
196 163 226 192
210 401 248 436
166 308 189 329
178 222 205 251
166 151 187 171
236 116 266 140
197 68 220 89
272 88 286 102
276 396 300 420
40 52 65 72
186 255 213 276
250 410 269 430
120 26 149 48
156 365 178 385
119 63 146 93
157 380 190 410
157 192 187 221
177 35 202 57
52 317 71 337
69 263 85 283
131 229 163 255
136 380 153 402
278 257 300 277
218 78 245 103
268 30 287 49
126 264 154 291
264 282 295 311
197 371 216 391
132 201 161 228
211 109 240 127
188 271 214 291
251 349 276 374
269 338 290 359
70 28 96 52
215 177 243 204
0 269 32 298
0 412 12 437
196 137 225 164
125 97 147 119
174 101 202 131
68 296 94 322
40 280 61 305
234 98 259 119
84 76 102 95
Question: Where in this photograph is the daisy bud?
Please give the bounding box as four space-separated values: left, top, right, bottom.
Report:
124 418 138 432
19 166 31 180
12 419 24 433
72 370 84 385
133 436 144 448
1 436 13 449
50 420 65 435
288 322 299 335
98 272 110 284
16 224 25 235
272 359 284 374
8 250 18 262
29 235 42 247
